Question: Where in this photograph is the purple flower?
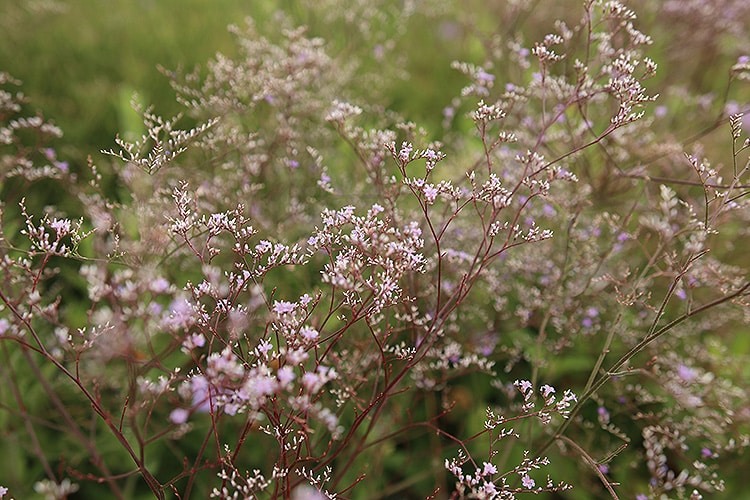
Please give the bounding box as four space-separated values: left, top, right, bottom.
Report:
149 277 170 293
277 366 295 386
273 300 296 314
516 380 532 393
482 462 498 475
182 333 205 351
302 371 322 393
597 406 610 424
521 475 535 489
398 142 413 162
476 70 495 84
677 364 697 383
163 297 195 331
169 408 190 425
257 339 273 356
300 325 319 342
190 376 213 412
423 184 439 203
540 384 556 398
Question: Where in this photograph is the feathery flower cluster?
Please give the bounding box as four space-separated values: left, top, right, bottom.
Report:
1 0 750 498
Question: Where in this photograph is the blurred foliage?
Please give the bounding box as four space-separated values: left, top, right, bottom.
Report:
0 0 264 164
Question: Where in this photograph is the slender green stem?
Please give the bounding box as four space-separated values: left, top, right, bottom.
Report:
537 280 750 457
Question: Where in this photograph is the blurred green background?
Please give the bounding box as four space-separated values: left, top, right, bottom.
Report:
3 0 745 171
1 0 268 163
0 0 475 167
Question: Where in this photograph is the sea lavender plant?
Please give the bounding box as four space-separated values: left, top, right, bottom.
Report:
1 1 749 499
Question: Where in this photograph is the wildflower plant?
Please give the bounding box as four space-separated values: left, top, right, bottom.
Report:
1 0 749 499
